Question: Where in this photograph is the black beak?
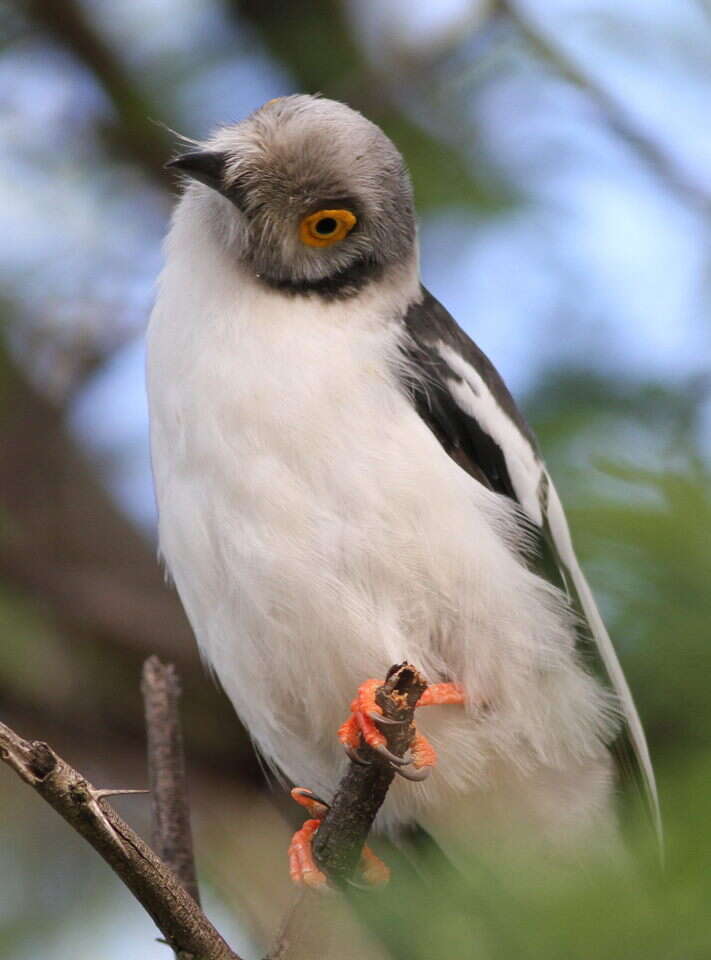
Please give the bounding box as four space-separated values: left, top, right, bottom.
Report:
165 150 227 193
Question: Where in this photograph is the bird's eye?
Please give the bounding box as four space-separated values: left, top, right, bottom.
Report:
299 209 357 248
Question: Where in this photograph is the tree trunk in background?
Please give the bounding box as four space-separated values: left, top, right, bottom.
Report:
0 345 258 781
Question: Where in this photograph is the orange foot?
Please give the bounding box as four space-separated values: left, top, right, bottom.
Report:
337 678 466 781
288 788 390 890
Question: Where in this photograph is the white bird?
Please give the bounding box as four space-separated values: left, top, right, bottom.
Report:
146 94 659 883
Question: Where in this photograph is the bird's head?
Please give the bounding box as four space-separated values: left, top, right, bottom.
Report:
167 95 417 296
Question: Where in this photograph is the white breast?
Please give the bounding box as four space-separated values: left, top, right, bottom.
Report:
147 198 614 831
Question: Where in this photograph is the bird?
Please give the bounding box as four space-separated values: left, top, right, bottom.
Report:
146 94 660 886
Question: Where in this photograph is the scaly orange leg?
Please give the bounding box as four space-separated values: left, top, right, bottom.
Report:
418 682 466 707
337 679 467 780
288 788 329 890
289 680 469 887
337 678 404 764
287 787 390 889
288 817 326 890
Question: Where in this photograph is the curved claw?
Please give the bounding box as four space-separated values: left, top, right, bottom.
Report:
291 787 330 809
344 743 370 766
368 711 408 728
290 788 331 823
372 742 412 766
392 763 431 781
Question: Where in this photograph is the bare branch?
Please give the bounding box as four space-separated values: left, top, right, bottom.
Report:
312 663 428 885
0 719 243 960
1 655 424 959
142 656 201 906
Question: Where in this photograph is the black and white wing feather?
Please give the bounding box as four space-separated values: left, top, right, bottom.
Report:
398 286 661 845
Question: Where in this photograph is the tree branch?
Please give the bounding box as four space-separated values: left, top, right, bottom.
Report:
142 656 201 907
1 659 427 959
263 664 429 959
0 719 242 960
312 662 428 886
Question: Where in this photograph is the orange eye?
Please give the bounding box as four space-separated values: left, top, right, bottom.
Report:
299 209 357 247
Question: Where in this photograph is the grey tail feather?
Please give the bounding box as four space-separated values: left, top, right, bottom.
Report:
540 477 663 859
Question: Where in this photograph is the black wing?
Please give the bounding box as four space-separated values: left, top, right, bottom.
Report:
397 286 661 847
400 288 537 503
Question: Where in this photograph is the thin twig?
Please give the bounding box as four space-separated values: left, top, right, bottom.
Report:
312 662 428 886
142 656 201 906
0 719 242 960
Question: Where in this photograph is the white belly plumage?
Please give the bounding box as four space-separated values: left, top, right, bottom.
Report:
147 246 614 838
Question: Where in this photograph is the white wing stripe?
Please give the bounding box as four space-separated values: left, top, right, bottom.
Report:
437 341 544 525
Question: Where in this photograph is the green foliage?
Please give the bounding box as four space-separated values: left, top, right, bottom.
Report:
355 753 710 959
528 371 711 757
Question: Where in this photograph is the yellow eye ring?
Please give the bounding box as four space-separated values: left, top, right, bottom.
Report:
299 209 357 248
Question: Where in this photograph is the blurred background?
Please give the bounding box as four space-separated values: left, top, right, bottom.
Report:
1 1 710 957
